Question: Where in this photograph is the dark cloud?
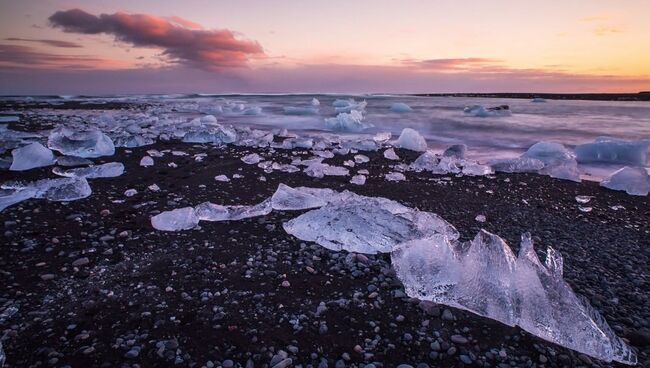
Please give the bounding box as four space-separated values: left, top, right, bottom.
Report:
48 8 264 70
0 44 129 69
5 37 83 48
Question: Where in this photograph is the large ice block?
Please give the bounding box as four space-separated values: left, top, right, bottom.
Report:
600 166 650 196
10 142 55 171
395 128 427 152
391 230 637 365
575 137 649 166
52 162 124 179
325 110 372 132
151 207 199 231
47 127 115 158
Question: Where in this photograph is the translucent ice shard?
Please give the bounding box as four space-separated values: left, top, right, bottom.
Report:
47 127 115 158
385 172 406 182
1 177 92 211
241 153 263 164
463 104 512 117
396 128 427 152
325 110 372 132
391 230 637 365
283 198 458 254
390 102 413 113
52 162 124 179
443 144 467 159
350 174 366 185
383 148 400 161
270 183 335 211
490 157 545 173
151 207 199 231
575 137 649 166
523 141 580 181
140 156 154 167
10 142 55 171
600 166 650 196
311 98 320 106
56 156 93 167
195 198 272 221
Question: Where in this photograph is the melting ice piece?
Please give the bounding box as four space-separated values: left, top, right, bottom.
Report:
283 198 458 254
396 128 427 152
0 187 38 212
195 198 272 221
600 166 650 196
350 174 366 185
304 162 349 178
1 177 92 211
385 172 406 182
391 230 637 365
311 98 320 106
10 142 55 171
270 183 337 210
325 110 372 132
284 106 319 116
523 141 580 182
354 154 370 164
214 175 230 182
383 148 400 161
56 156 93 167
151 207 199 231
390 102 413 113
52 162 124 179
47 127 115 158
241 153 262 164
332 99 367 113
373 132 392 143
575 137 649 166
490 157 545 173
140 156 154 167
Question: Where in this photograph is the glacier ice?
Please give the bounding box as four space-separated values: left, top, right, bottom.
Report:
241 153 263 164
391 230 637 365
214 174 230 182
311 98 320 106
383 148 400 161
575 137 649 166
140 156 154 167
304 162 349 178
270 183 335 211
523 141 580 182
600 166 650 196
52 162 124 179
10 142 55 171
283 197 458 254
409 150 491 176
531 97 547 103
47 127 115 158
395 128 427 152
463 104 512 117
350 174 366 185
325 110 372 132
332 99 367 113
151 207 199 231
385 172 406 182
1 177 92 211
195 198 272 221
490 157 545 173
390 102 413 113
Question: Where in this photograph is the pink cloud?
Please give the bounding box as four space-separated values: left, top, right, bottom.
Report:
4 37 83 48
48 8 264 70
402 58 503 72
0 44 131 69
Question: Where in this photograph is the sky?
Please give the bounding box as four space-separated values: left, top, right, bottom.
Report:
1 0 649 94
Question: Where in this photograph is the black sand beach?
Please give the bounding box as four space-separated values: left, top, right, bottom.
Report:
0 103 648 368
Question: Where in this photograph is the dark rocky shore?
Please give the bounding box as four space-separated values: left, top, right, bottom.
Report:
0 105 649 368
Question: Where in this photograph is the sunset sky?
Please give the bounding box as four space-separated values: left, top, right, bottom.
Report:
1 0 649 94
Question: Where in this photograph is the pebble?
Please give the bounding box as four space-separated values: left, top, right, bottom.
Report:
72 257 90 267
450 335 468 344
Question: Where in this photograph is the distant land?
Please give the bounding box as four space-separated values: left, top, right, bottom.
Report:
413 92 650 101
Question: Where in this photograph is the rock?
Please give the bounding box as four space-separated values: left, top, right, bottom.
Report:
72 257 90 267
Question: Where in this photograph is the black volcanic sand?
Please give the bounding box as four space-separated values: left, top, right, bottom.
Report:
1 128 649 368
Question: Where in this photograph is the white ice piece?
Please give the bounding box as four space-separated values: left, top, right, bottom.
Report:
1 177 91 211
391 230 637 365
463 105 512 117
350 174 366 185
600 166 650 196
325 110 372 132
214 175 230 182
383 148 400 161
140 156 154 167
47 127 115 158
270 183 337 211
575 137 649 166
523 141 580 182
311 98 320 106
241 153 262 164
195 198 272 221
390 102 413 113
10 142 55 171
395 128 427 152
151 207 199 231
385 172 406 182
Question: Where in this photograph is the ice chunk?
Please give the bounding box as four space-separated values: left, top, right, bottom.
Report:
10 142 55 171
271 183 335 210
600 166 650 196
350 174 366 185
462 161 494 176
1 177 92 211
332 99 367 113
463 104 512 117
311 98 320 106
0 187 38 212
284 106 319 115
390 102 413 113
575 137 649 166
151 207 199 231
214 174 230 182
396 128 427 152
283 198 458 254
304 162 349 178
195 198 272 221
124 189 137 197
443 144 467 159
383 148 400 160
241 153 262 164
52 162 124 179
56 156 93 167
392 231 636 365
140 156 154 167
48 127 115 158
523 141 580 182
531 97 547 103
354 154 369 164
385 172 406 182
325 110 372 132
490 157 545 173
